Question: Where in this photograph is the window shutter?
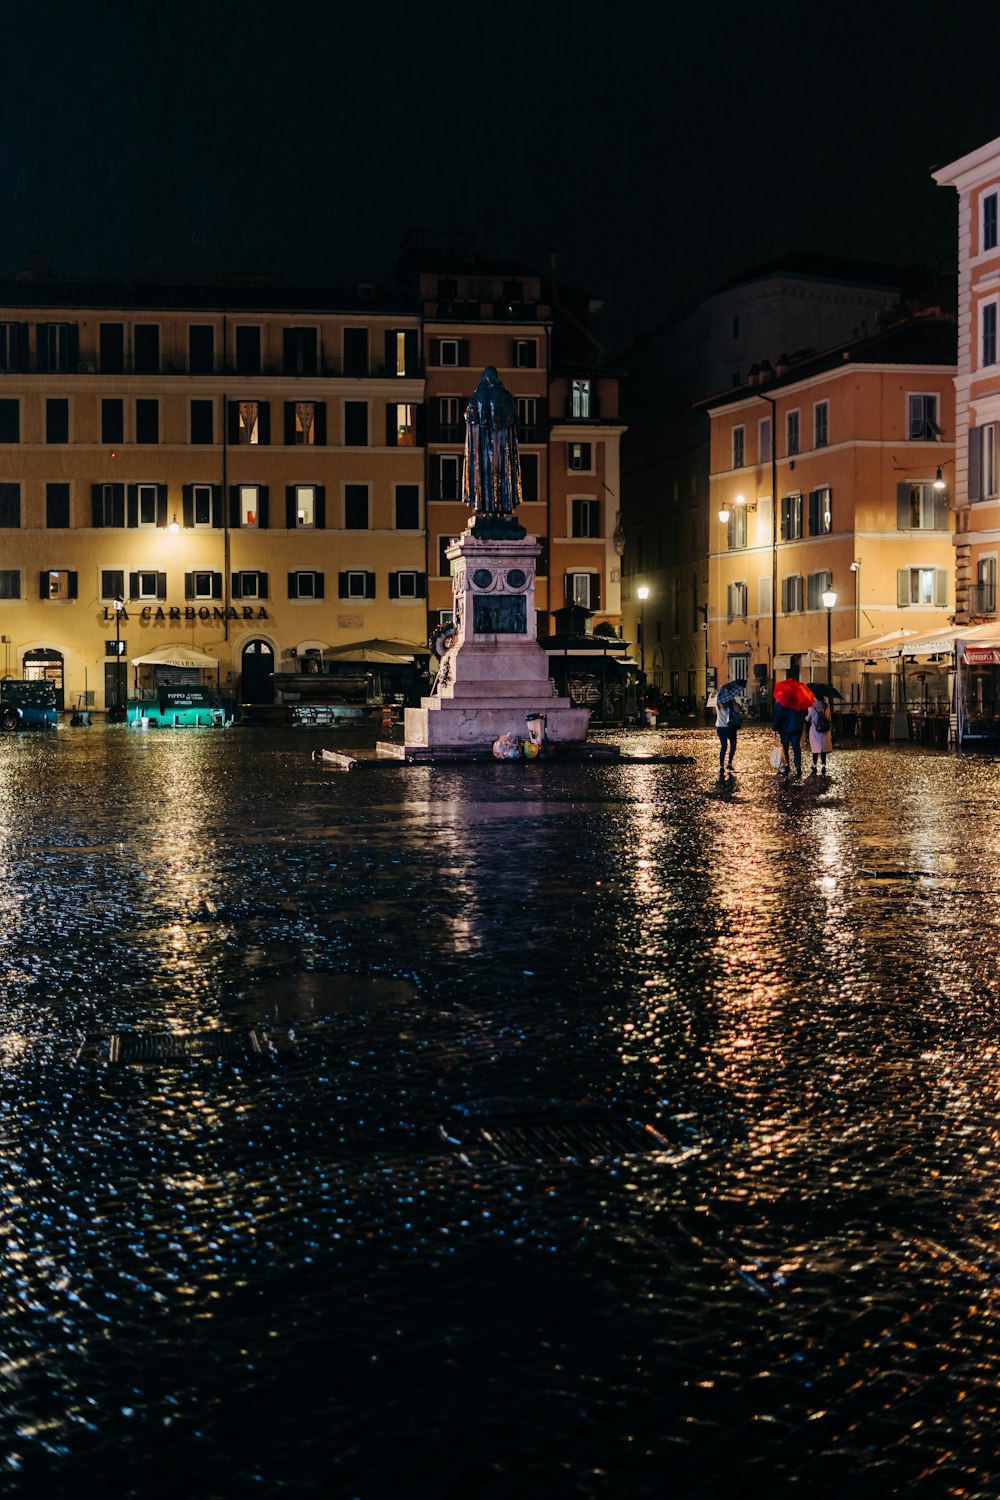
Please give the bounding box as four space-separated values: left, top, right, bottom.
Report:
38 571 47 599
338 571 349 598
897 568 909 606
780 496 788 540
284 402 296 446
808 490 818 535
127 485 138 528
415 571 426 598
384 330 395 372
156 572 167 601
229 486 240 528
67 571 77 600
258 487 269 529
315 486 326 529
315 573 325 600
415 404 426 447
92 485 103 527
365 571 376 599
285 486 297 528
404 330 418 376
288 572 299 600
897 483 911 529
258 403 270 444
314 403 327 445
211 486 224 529
231 573 242 600
591 574 600 609
129 570 139 598
386 403 397 445
156 484 168 528
258 572 268 599
933 485 948 530
227 401 240 445
388 571 400 599
182 485 194 528
969 427 982 501
67 325 79 370
934 569 947 607
184 572 194 599
212 573 222 600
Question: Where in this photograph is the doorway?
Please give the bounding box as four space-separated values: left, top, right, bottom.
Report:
241 639 275 703
23 649 65 710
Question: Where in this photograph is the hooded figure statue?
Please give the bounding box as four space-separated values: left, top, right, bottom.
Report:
462 366 522 517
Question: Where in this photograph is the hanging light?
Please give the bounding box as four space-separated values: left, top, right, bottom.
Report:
718 506 730 524
933 466 946 491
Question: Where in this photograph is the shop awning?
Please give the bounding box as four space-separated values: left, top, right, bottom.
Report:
130 645 219 668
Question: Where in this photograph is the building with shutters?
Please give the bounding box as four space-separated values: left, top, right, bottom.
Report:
702 312 956 696
0 267 624 714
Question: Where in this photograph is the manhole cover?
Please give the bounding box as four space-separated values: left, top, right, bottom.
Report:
108 1029 264 1063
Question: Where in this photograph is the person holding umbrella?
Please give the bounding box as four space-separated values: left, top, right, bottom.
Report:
713 680 744 775
771 678 814 778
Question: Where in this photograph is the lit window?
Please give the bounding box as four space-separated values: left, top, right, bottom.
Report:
239 401 259 445
571 379 591 418
239 485 259 528
294 402 315 445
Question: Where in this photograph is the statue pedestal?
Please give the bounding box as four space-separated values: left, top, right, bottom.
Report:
402 527 590 757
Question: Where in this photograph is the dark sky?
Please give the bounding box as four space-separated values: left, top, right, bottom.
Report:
2 0 997 353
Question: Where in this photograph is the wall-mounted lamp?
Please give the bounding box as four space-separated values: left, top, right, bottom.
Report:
168 514 180 533
933 466 946 492
718 505 730 524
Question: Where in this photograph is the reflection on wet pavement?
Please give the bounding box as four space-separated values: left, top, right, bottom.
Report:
1 724 998 1497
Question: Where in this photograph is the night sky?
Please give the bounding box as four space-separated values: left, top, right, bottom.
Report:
3 0 998 352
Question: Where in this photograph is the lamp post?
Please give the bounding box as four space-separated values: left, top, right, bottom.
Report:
113 596 124 713
636 585 649 675
849 559 861 639
821 587 836 703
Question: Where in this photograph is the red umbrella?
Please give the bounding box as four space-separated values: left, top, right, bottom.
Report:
773 678 815 711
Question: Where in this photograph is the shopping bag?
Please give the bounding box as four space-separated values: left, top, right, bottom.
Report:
769 737 786 771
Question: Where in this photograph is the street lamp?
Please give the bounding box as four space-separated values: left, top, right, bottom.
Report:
850 559 861 638
113 596 124 713
821 587 836 703
636 585 649 674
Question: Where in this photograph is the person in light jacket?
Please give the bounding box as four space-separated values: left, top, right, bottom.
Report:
715 699 738 774
806 697 833 773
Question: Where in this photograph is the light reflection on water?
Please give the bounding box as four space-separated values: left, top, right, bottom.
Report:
0 725 999 1496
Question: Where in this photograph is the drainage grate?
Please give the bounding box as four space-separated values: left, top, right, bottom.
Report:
471 1117 669 1163
108 1029 264 1063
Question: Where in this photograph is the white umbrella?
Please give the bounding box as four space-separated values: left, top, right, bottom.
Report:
130 645 219 668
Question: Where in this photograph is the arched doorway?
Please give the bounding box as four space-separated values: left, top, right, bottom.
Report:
241 639 275 704
23 648 65 709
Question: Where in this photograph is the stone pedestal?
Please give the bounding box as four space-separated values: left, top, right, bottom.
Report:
402 523 589 756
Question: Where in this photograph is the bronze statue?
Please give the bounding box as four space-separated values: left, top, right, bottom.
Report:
463 367 522 517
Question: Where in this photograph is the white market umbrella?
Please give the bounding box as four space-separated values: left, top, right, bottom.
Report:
130 645 219 669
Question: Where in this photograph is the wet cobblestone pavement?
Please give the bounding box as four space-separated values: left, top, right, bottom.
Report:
1 722 999 1498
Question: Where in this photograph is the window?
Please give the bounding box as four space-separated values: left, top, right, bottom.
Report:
897 481 948 531
808 487 832 535
191 484 214 528
130 570 166 602
520 452 539 501
568 441 592 471
897 567 947 607
343 327 369 377
292 485 316 528
100 323 124 374
238 401 260 445
239 484 260 528
290 401 317 445
439 455 462 500
517 397 537 440
134 324 159 374
136 399 159 444
191 400 214 445
438 536 455 575
0 399 19 442
974 422 1000 499
732 426 745 468
0 484 20 527
337 570 375 599
439 339 459 367
0 570 20 599
395 485 420 530
727 507 747 549
975 556 997 615
780 493 802 540
232 571 268 600
908 394 940 441
786 410 800 456
571 379 591 418
0 322 28 372
814 402 829 448
131 484 159 528
514 340 537 368
100 569 125 602
185 571 222 600
985 192 998 251
387 329 415 377
572 499 600 537
984 303 998 367
759 416 772 465
289 570 323 600
344 484 369 529
388 570 426 599
807 570 833 610
387 403 417 446
344 402 368 446
781 575 804 613
283 327 318 376
102 399 123 445
189 324 214 374
46 399 68 444
93 484 125 527
235 326 261 375
38 323 77 373
566 572 599 608
439 397 461 440
46 483 70 528
726 581 748 619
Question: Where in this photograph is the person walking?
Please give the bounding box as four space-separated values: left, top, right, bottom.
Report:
772 697 807 777
806 696 833 773
715 697 739 774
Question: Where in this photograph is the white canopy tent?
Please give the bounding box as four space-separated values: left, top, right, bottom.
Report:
130 645 219 669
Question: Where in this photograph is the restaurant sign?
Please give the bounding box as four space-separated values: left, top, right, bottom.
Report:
962 645 1000 665
102 606 268 623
